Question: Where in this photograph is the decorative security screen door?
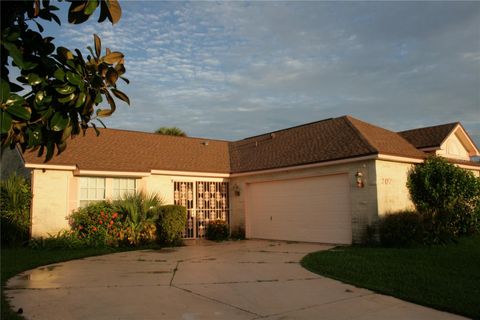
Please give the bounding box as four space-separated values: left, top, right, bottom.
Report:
174 181 229 239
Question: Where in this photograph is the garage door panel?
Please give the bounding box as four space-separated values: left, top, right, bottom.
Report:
246 174 351 244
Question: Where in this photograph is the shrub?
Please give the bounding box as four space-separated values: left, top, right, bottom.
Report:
114 191 163 245
156 205 186 245
29 230 89 249
230 226 246 240
407 156 480 243
206 220 229 241
69 201 124 247
0 173 31 245
379 210 423 247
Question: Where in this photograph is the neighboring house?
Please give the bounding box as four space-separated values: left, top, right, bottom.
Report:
15 115 480 244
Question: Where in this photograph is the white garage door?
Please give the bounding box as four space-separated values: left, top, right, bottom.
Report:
245 174 352 244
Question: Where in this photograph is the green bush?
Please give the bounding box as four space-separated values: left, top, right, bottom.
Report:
206 220 229 241
230 226 246 240
68 201 124 247
156 205 186 245
113 191 163 245
379 211 423 247
29 230 89 249
0 173 31 246
407 156 480 243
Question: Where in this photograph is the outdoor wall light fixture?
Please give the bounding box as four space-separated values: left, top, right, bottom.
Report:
355 171 364 188
233 184 241 196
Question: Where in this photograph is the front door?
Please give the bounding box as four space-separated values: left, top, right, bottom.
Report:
173 181 229 239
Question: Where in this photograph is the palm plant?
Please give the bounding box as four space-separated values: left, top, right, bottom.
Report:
154 127 187 137
113 191 163 245
0 173 31 245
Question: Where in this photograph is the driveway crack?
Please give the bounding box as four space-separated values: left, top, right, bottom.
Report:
169 260 181 286
171 284 260 317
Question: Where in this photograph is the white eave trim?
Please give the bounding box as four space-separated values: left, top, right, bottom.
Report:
151 169 230 178
25 163 77 171
376 154 424 164
455 163 480 171
230 154 425 178
74 170 151 177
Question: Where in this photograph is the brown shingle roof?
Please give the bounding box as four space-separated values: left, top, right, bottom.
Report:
229 116 425 173
22 116 432 174
398 123 458 149
22 128 231 173
346 116 426 159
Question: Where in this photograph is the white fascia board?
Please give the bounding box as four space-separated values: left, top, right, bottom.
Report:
376 154 424 164
150 169 230 178
75 170 151 177
230 155 379 178
25 163 77 171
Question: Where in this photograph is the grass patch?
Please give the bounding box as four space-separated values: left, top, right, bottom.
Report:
1 246 147 320
301 235 480 319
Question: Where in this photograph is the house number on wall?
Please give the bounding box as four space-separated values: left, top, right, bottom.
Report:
381 178 393 185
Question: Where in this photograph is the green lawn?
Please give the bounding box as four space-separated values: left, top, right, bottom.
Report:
301 235 480 319
1 246 136 320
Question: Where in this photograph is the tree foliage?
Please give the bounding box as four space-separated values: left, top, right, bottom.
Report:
1 0 129 161
154 127 186 137
0 173 31 245
407 156 480 242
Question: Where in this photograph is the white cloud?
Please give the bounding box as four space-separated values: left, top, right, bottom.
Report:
44 1 480 143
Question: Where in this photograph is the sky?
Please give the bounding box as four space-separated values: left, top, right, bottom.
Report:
44 1 480 143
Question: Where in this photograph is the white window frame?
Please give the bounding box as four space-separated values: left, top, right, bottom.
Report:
111 178 137 200
79 177 106 207
78 176 138 207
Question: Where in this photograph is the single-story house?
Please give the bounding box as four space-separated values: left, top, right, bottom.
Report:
11 115 480 244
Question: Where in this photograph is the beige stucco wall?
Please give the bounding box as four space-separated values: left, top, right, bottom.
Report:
375 160 415 216
437 132 471 160
30 171 228 237
230 159 378 244
31 169 74 237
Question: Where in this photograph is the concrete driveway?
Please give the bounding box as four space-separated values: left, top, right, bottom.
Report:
6 240 465 320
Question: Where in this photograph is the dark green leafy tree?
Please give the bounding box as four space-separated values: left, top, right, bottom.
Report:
1 0 130 161
154 127 186 137
407 156 480 242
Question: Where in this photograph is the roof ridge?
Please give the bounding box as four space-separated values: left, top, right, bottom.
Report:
238 117 334 141
398 122 459 134
94 127 231 143
342 116 379 154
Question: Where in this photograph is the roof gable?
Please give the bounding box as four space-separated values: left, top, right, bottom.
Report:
398 123 458 149
399 123 479 158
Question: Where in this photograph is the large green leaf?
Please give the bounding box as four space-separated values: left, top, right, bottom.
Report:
55 85 76 95
26 127 42 147
66 71 81 85
7 103 31 120
54 68 66 81
75 92 86 108
1 79 10 104
27 73 43 86
84 0 99 15
50 112 69 131
0 110 12 134
58 93 76 103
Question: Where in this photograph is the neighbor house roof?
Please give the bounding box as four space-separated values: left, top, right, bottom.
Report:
229 116 425 173
22 129 231 173
398 123 458 149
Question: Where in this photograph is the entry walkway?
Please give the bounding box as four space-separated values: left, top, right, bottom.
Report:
6 240 466 319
